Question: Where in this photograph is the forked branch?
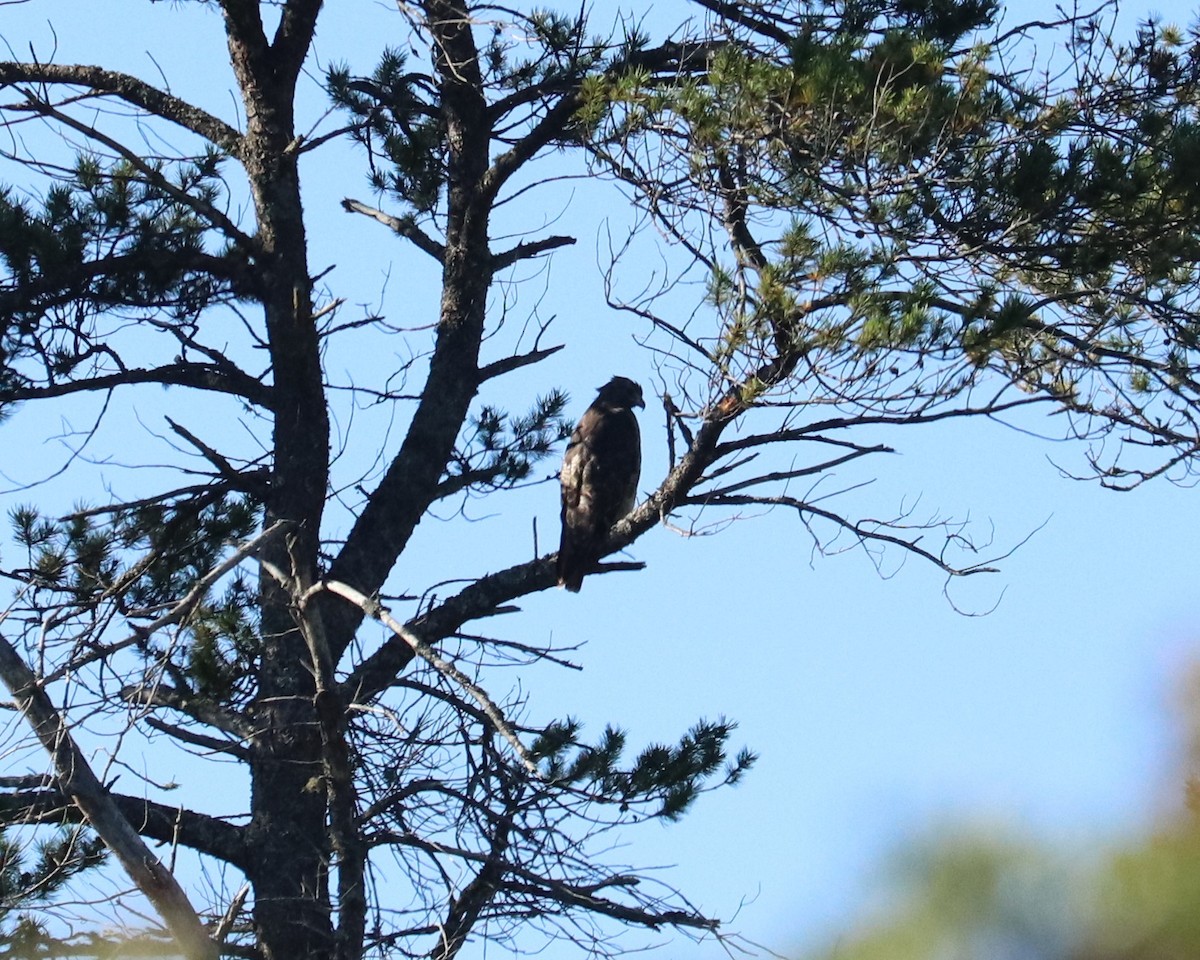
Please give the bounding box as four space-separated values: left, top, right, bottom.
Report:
308 579 540 776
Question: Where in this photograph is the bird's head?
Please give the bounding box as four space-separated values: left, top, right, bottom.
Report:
596 376 645 410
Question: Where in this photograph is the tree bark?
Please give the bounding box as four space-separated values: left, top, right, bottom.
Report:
323 0 495 661
219 2 333 957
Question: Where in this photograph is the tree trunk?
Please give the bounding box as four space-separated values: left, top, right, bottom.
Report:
220 4 334 956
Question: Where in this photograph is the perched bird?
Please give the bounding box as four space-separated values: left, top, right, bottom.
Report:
557 376 645 592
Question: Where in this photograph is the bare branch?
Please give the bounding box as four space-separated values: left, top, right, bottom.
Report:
122 683 256 741
165 417 262 488
491 235 576 272
0 62 243 153
312 579 539 776
341 198 446 261
0 786 248 867
0 631 217 960
3 363 275 410
476 344 565 383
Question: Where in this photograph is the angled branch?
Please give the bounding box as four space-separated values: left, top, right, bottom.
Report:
695 444 893 498
165 417 265 489
122 683 257 741
144 715 251 760
503 875 717 930
341 198 446 261
313 579 539 776
3 249 257 307
59 483 231 521
476 344 564 382
687 0 794 46
491 235 576 272
481 92 584 203
0 631 217 960
431 467 511 502
0 62 243 154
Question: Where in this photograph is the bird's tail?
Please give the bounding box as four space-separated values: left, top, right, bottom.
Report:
555 539 586 592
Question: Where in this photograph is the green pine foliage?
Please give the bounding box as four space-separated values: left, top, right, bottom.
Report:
184 576 261 702
568 0 1200 486
1 826 106 954
0 152 250 416
447 391 572 493
532 718 756 820
327 50 446 212
8 495 260 704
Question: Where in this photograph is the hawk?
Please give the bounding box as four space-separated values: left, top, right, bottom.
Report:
557 376 645 592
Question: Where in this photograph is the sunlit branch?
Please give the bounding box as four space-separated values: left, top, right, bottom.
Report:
0 629 217 960
340 198 446 261
307 579 540 776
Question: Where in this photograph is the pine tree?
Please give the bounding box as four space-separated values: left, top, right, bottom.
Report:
0 2 1197 959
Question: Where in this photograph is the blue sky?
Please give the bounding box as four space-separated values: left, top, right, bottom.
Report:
1 1 1196 958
